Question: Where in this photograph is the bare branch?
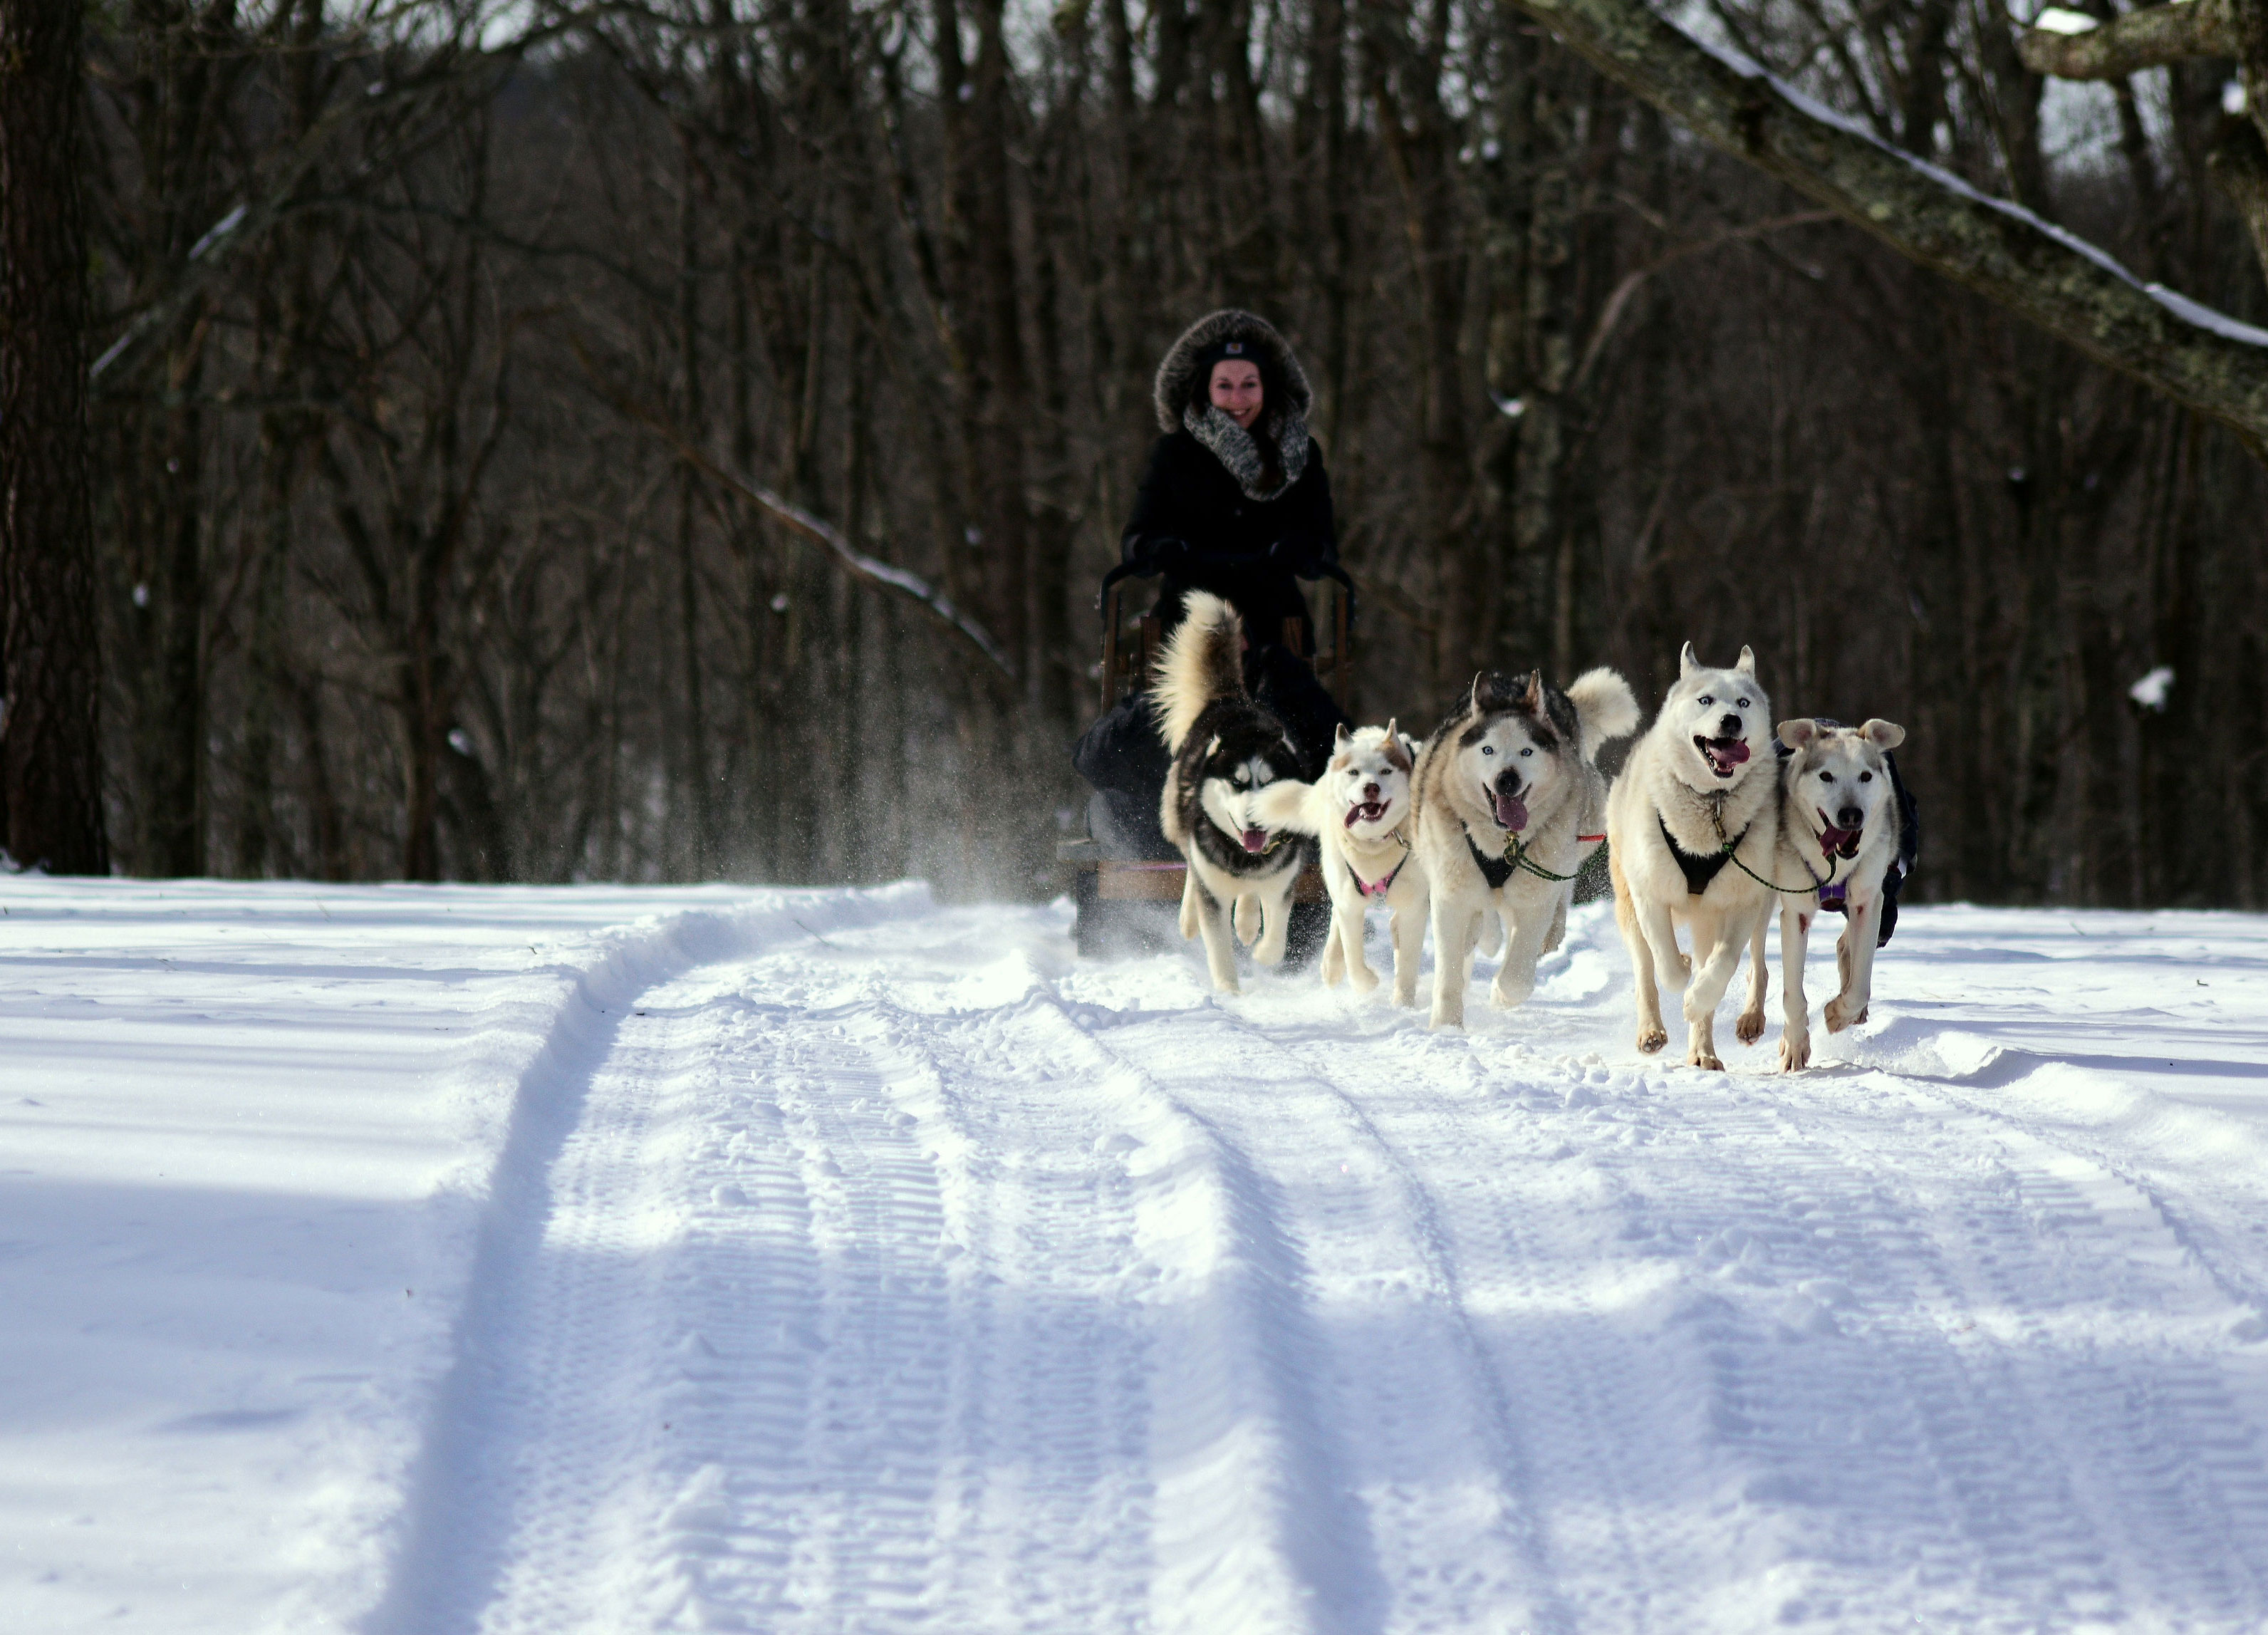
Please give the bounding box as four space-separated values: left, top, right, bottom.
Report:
1506 0 2268 456
567 338 1016 680
2016 0 2234 80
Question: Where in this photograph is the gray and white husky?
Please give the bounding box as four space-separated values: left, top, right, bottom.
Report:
1153 591 1314 994
1253 722 1428 1004
1413 668 1640 1029
1606 643 1781 1069
1742 717 1908 1071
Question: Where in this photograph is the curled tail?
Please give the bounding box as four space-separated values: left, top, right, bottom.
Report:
1150 591 1244 753
1566 667 1641 762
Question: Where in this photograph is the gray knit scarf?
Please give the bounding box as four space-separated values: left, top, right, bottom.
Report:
1182 403 1309 502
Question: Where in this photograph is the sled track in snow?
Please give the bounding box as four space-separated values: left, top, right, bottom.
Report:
364 899 2268 1634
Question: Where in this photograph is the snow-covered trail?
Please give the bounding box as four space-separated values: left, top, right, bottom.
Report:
6 883 2268 1633
357 897 2268 1634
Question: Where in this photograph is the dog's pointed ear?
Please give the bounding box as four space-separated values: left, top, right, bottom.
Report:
1333 722 1351 749
1736 645 1758 675
1679 641 1700 678
1383 716 1398 739
1473 670 1519 712
1861 718 1906 751
1777 720 1817 752
1519 670 1546 714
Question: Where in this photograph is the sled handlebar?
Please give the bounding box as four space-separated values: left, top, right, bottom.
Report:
1096 555 1356 622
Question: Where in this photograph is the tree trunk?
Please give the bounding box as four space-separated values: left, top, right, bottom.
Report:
0 0 108 873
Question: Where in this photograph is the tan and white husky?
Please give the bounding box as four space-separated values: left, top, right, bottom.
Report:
1743 717 1909 1071
1253 722 1428 1005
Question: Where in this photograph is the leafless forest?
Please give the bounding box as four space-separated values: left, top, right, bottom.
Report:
64 0 2268 903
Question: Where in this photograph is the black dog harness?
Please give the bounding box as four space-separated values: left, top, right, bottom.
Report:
1465 834 1516 891
1661 816 1749 896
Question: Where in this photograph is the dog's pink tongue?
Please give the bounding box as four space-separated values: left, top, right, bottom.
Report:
1241 828 1268 853
1721 740 1751 764
1493 792 1529 831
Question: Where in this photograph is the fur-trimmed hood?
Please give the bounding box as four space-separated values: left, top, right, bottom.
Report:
1152 309 1314 432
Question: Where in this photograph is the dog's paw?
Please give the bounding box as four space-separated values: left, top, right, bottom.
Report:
1779 1032 1811 1072
1489 978 1533 1012
1735 1007 1766 1046
1348 963 1380 995
1636 1025 1668 1054
1824 997 1867 1033
1393 985 1418 1009
1686 1045 1725 1071
1430 1001 1465 1031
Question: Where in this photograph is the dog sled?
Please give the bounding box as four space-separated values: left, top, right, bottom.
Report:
1063 559 1356 960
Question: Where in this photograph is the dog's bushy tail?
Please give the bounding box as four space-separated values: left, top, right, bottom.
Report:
1249 778 1321 836
1151 591 1244 753
1566 668 1641 761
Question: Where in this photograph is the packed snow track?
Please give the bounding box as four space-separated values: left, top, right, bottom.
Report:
6 882 2268 1634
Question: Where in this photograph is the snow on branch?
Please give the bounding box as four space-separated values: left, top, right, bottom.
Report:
1504 0 2268 455
2017 0 2235 78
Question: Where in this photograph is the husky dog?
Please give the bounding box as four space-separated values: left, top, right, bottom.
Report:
1741 717 1909 1070
1413 668 1640 1029
1252 722 1428 1004
1153 591 1315 993
1606 643 1781 1068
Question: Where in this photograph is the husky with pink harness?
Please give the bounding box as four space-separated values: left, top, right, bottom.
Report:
1254 721 1430 1005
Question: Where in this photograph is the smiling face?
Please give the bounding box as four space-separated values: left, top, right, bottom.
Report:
1453 677 1573 835
1196 728 1302 854
1779 718 1905 856
1665 643 1772 789
1209 359 1264 430
1323 722 1413 840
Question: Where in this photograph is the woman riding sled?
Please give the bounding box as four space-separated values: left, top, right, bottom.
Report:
1073 308 1351 858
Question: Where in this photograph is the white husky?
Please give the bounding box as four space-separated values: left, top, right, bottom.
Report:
1253 722 1428 1004
1606 643 1781 1069
1741 717 1909 1070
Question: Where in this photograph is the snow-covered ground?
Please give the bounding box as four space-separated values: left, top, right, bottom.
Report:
5 879 2267 1634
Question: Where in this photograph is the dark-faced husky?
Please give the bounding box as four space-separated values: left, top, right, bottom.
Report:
1412 668 1639 1029
1153 591 1315 993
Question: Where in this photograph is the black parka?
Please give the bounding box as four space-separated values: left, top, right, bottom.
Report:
1119 309 1338 647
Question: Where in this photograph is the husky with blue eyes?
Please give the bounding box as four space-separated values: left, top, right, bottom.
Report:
1411 666 1640 1029
1606 642 1783 1069
1152 591 1316 993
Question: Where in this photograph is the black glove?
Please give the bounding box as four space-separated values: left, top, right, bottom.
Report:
1268 534 1333 572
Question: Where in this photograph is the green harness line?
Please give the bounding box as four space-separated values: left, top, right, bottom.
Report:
1700 801 1831 897
1499 831 1591 885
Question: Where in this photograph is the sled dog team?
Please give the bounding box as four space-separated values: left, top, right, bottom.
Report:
1153 591 1908 1071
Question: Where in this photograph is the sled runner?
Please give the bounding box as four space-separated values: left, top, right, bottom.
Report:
1063 561 1355 960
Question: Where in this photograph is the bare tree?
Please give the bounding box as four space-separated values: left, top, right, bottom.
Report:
0 0 109 873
